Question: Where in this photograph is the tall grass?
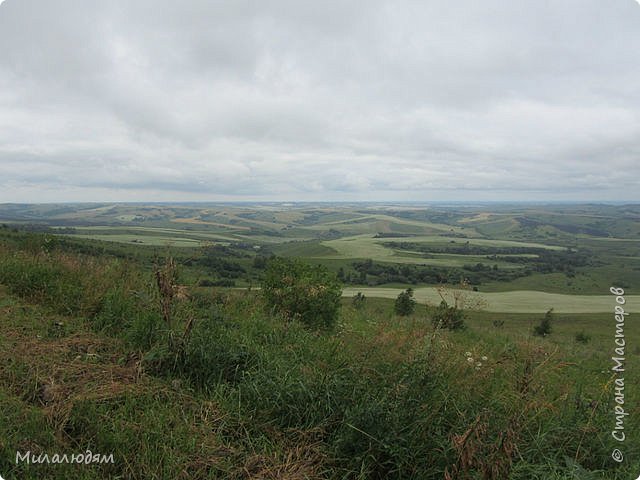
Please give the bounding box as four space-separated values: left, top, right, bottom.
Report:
0 233 161 350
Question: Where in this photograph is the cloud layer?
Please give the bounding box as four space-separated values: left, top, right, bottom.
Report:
1 0 639 202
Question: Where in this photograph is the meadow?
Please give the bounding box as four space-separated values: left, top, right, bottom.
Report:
0 203 639 479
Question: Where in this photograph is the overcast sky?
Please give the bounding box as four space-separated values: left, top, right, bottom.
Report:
1 0 639 202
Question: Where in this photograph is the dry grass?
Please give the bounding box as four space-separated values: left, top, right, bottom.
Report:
0 325 147 431
238 429 326 480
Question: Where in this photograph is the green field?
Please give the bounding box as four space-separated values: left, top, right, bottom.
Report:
68 233 206 247
317 234 563 266
342 287 640 313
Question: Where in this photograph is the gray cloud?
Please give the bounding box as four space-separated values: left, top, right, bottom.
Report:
1 0 639 202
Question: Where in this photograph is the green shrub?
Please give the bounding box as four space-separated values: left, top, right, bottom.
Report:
575 331 591 344
262 257 341 329
534 308 554 337
352 291 366 309
430 300 466 330
394 288 416 316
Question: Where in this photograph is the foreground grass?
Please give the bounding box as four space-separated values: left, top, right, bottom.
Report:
1 229 639 479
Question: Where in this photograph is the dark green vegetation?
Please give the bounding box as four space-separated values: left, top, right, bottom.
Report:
430 300 466 331
533 309 554 337
0 203 639 479
394 288 416 316
262 257 342 329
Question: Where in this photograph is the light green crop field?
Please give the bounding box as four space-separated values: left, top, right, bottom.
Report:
367 213 478 235
577 236 640 242
319 234 564 265
67 233 208 247
57 225 309 246
68 225 243 241
303 213 478 235
342 286 640 313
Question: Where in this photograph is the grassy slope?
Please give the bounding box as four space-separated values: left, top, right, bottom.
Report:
2 288 639 479
0 292 242 480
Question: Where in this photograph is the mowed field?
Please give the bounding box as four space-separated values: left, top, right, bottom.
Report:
342 287 640 313
318 234 565 266
69 233 205 247
65 226 243 246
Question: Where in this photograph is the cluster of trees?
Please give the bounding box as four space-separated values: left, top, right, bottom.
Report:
185 246 247 279
339 259 520 287
386 242 592 278
499 249 592 277
383 241 536 255
342 260 450 285
336 247 591 287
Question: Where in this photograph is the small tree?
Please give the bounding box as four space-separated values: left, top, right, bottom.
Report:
395 288 416 316
428 280 484 331
533 308 554 337
430 300 466 330
352 291 366 309
262 257 341 329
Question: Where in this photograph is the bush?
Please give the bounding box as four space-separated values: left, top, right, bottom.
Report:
352 291 366 309
430 300 466 330
533 308 554 337
394 288 416 316
575 331 591 344
262 257 342 329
